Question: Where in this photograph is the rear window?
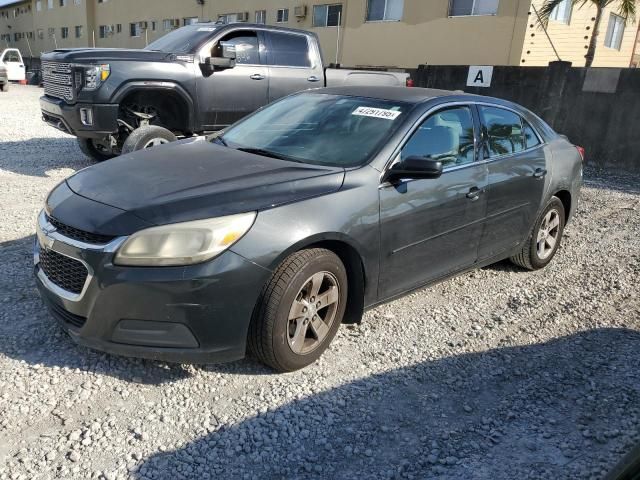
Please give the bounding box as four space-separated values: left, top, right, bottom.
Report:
266 32 311 67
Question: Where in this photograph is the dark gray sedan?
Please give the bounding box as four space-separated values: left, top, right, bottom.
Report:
35 87 583 372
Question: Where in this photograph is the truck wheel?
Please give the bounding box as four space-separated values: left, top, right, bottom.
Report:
0 82 9 92
248 248 348 372
77 138 115 162
121 125 177 155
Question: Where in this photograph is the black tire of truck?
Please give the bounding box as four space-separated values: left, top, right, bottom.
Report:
120 125 177 155
77 138 116 162
0 82 9 92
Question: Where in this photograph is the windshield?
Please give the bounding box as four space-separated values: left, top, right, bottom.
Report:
145 25 218 54
220 93 412 167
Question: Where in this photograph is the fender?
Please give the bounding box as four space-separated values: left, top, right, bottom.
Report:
261 231 376 316
110 81 197 132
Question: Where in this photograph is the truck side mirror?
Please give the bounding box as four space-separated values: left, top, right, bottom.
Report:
204 56 236 70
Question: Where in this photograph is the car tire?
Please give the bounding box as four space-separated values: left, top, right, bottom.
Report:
0 82 8 92
120 125 177 155
77 138 116 162
511 196 566 270
248 248 348 372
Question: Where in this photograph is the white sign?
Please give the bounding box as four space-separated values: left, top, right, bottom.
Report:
352 106 402 120
467 66 494 88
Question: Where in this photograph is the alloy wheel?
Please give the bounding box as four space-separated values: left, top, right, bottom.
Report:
287 271 340 355
536 209 561 260
142 138 170 149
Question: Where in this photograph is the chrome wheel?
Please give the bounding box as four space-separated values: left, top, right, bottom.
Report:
287 271 340 355
536 209 561 260
142 137 169 149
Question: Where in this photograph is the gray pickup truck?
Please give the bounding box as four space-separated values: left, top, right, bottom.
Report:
39 23 409 161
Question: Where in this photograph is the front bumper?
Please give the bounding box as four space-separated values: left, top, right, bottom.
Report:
34 213 272 364
40 95 119 139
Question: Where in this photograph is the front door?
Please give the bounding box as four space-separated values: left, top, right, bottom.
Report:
379 105 488 300
2 49 25 81
475 105 547 261
195 29 268 129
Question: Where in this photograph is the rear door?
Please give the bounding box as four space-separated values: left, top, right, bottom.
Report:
378 105 488 299
263 31 325 102
1 49 25 81
475 104 547 261
195 29 269 129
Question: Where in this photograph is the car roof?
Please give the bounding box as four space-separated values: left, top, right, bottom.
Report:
314 86 473 104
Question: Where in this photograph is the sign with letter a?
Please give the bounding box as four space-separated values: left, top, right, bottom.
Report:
467 66 494 88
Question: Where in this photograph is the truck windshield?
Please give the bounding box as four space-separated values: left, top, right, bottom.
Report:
220 93 412 167
145 25 219 54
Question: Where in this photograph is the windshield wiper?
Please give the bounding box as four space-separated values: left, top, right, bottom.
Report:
236 147 292 161
213 135 228 147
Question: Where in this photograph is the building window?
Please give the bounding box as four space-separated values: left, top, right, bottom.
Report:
59 0 66 6
276 8 289 23
313 4 342 27
116 24 122 33
48 27 55 37
151 21 156 31
61 27 68 38
37 28 44 39
549 0 572 23
75 25 82 37
449 0 499 16
130 23 141 37
99 25 108 38
255 10 266 23
366 0 403 22
163 19 173 30
604 13 625 50
74 0 81 5
47 0 53 8
183 17 198 26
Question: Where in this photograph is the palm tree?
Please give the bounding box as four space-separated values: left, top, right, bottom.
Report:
537 0 636 67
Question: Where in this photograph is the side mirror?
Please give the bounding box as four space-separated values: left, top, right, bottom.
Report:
385 156 443 182
204 56 236 70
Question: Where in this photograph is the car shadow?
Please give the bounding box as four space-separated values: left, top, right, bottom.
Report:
132 328 640 480
0 235 192 385
0 137 92 177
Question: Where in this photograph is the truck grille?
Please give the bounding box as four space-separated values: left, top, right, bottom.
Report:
42 61 75 102
39 249 89 295
46 214 116 245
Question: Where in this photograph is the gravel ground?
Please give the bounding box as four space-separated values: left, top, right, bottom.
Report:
1 85 639 480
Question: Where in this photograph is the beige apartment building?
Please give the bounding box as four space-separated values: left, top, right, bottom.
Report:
1 0 638 68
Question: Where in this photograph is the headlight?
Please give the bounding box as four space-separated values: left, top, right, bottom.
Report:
114 212 256 267
83 64 110 90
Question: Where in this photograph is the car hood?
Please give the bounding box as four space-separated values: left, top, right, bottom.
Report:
41 48 172 63
66 138 345 227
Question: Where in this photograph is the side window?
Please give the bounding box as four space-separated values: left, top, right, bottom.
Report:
523 120 541 149
215 31 260 65
267 32 311 67
401 106 475 167
479 106 525 158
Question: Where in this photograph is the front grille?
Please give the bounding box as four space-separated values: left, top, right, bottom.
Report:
47 214 115 245
48 301 87 329
39 249 88 295
42 61 74 102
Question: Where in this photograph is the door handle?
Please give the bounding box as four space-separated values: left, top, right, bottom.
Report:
250 74 266 80
307 75 321 82
533 168 547 179
466 187 481 201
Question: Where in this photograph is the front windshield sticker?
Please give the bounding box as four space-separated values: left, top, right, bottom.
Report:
197 27 216 32
352 106 402 120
